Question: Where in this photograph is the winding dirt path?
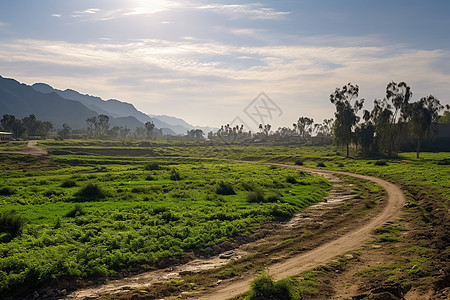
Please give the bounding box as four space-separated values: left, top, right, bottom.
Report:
62 162 405 300
0 140 48 156
194 164 406 300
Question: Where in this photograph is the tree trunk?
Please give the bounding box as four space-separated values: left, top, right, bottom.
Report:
346 142 349 158
416 138 421 159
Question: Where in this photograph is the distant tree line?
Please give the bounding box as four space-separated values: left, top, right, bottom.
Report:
207 118 333 143
85 115 163 139
2 84 448 150
1 114 53 139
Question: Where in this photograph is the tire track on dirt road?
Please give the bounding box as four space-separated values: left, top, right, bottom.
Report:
194 164 406 300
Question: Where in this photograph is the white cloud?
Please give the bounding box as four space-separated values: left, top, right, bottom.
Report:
0 22 8 27
69 1 181 22
196 3 290 20
51 14 62 18
68 2 289 23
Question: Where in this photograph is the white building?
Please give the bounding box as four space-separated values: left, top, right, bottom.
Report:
0 131 13 142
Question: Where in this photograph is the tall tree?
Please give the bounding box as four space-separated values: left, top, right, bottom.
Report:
372 81 412 156
58 123 72 139
86 117 97 138
144 121 155 139
330 83 364 157
97 114 110 138
355 110 374 155
295 117 314 139
187 129 204 139
22 114 39 136
408 95 443 158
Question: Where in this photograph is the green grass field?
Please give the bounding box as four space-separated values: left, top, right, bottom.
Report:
0 142 330 295
1 139 448 297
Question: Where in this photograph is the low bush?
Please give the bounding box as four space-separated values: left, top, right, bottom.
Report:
65 204 86 217
169 169 181 181
60 180 77 188
374 160 388 166
317 162 326 167
43 189 65 197
248 273 297 300
266 192 281 203
294 159 303 166
161 211 178 222
247 190 265 203
216 181 236 195
0 212 26 239
74 183 106 201
270 204 296 220
286 176 297 184
0 187 15 196
145 163 160 171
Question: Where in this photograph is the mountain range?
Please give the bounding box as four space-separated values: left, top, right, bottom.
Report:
0 75 214 135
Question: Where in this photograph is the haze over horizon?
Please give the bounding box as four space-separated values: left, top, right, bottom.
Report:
1 0 450 130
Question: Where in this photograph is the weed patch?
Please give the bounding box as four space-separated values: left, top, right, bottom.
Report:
73 183 106 201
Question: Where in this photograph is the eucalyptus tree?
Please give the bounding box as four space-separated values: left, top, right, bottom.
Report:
371 81 412 156
408 95 443 158
145 121 155 139
294 117 314 139
330 83 364 157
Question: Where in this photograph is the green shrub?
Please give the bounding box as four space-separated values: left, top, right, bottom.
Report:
43 189 65 197
294 160 303 166
248 273 297 300
74 183 106 201
219 266 243 279
145 163 160 171
0 212 26 239
169 169 181 181
270 204 295 220
317 162 326 167
0 186 15 196
286 176 297 184
60 180 77 188
161 211 178 222
247 190 265 203
65 204 86 217
374 160 388 166
266 192 281 203
145 175 156 181
216 181 236 195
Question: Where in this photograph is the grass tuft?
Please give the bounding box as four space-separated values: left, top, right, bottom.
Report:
74 183 106 201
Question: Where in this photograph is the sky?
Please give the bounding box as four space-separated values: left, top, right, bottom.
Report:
1 0 450 130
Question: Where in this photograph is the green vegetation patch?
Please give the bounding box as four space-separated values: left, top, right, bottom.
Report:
245 272 318 300
0 148 329 295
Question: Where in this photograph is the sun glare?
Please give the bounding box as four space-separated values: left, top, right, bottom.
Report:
126 0 178 15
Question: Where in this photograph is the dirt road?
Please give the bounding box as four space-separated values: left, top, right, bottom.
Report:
194 164 406 300
0 140 48 156
62 162 405 300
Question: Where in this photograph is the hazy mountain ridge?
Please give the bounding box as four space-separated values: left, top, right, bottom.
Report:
0 76 98 129
32 82 208 134
149 114 215 134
